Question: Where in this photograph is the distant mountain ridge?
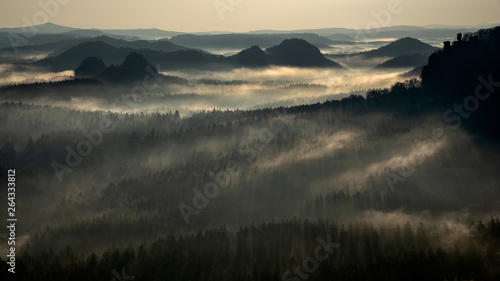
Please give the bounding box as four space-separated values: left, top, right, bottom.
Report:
232 45 267 66
99 52 159 83
0 22 183 38
325 37 438 60
0 22 76 34
359 37 438 58
168 33 335 49
0 35 191 57
88 36 190 52
230 39 344 68
37 41 137 69
375 53 429 69
0 23 184 49
38 38 344 70
3 22 496 49
74 57 107 78
265 39 344 68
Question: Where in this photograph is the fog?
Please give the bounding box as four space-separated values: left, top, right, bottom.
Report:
0 63 73 85
1 34 499 280
1 66 411 121
3 102 498 259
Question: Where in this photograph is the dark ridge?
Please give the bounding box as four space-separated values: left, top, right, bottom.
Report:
361 37 438 58
375 53 429 69
99 52 158 83
233 45 268 66
74 57 107 78
37 41 133 70
41 38 345 70
265 38 344 68
421 27 500 138
168 33 334 49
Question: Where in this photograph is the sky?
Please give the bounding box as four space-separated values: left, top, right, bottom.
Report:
0 0 499 32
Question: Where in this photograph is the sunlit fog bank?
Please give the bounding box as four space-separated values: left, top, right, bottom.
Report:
0 64 73 85
1 22 500 279
166 66 406 88
151 67 408 114
0 66 411 117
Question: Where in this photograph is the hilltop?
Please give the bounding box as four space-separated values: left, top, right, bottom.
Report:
360 37 438 58
38 38 344 70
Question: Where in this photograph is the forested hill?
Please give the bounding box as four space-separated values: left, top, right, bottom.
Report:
360 37 437 58
421 26 500 138
2 218 499 281
362 26 500 140
422 27 500 100
1 26 500 281
273 26 500 139
37 38 344 71
229 39 346 68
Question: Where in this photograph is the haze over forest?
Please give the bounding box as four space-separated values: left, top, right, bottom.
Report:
0 1 500 280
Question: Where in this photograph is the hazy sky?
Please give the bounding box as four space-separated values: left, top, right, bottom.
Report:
1 0 499 32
